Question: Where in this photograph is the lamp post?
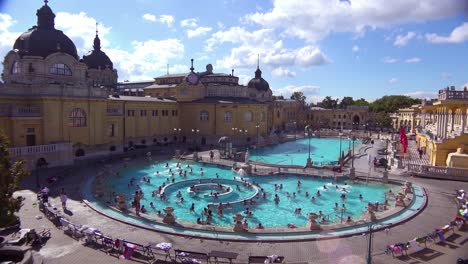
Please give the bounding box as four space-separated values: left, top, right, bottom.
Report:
350 135 357 180
304 125 314 168
366 223 392 264
293 121 297 140
191 128 199 148
173 128 182 148
338 132 343 164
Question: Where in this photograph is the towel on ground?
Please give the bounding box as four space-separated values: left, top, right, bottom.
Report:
408 239 422 252
156 242 172 250
265 255 279 263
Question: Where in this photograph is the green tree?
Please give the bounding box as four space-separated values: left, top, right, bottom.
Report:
353 98 370 107
0 132 28 227
339 96 354 109
373 112 392 128
290 91 306 105
318 96 338 109
370 95 421 113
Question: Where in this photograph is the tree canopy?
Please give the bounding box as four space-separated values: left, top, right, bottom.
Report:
290 91 306 105
369 95 421 113
317 96 339 109
0 132 28 227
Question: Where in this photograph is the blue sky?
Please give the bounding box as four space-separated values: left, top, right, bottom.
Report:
0 0 467 102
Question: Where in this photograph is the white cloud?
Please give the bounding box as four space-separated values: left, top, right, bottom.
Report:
207 27 330 71
186 26 213 38
167 64 189 74
106 38 184 80
404 91 437 99
159 15 175 28
142 13 174 27
142 13 156 22
55 12 112 54
394 31 416 46
271 67 296 77
244 0 465 43
441 72 452 79
388 78 399 84
217 21 225 29
180 18 198 28
273 85 321 102
383 56 399 63
426 22 468 44
461 82 468 89
352 45 359 52
405 57 421 63
0 14 22 74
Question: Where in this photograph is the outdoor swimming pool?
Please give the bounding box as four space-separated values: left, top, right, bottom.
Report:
249 137 362 166
99 159 393 229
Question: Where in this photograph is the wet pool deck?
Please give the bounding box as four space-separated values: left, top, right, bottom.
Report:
11 137 468 264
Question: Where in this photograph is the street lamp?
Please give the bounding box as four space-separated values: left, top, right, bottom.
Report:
366 222 393 264
255 123 260 145
304 125 314 168
191 128 199 149
338 132 343 164
173 128 182 147
293 121 297 139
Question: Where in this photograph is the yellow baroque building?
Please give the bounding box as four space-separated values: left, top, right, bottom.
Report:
0 2 282 169
416 86 468 167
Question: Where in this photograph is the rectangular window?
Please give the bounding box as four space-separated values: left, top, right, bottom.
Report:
127 110 131 116
26 128 35 134
140 110 147 116
109 124 115 137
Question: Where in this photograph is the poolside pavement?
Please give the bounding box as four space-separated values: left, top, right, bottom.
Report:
10 138 468 264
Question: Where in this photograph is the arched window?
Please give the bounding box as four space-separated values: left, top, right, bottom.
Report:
260 112 265 122
50 63 72 76
200 110 209 121
69 108 86 127
224 111 233 122
244 111 253 122
11 61 20 74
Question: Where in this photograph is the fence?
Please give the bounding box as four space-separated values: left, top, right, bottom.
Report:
407 163 468 181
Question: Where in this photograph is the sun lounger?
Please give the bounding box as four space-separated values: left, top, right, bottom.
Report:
146 242 172 261
174 249 209 263
248 255 285 263
209 250 238 263
26 229 51 246
5 229 31 245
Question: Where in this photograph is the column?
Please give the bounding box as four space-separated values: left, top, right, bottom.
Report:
462 109 467 134
443 111 449 139
421 112 426 128
450 111 455 132
435 112 440 139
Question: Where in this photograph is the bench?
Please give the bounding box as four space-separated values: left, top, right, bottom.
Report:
248 255 285 263
174 249 209 263
209 250 238 264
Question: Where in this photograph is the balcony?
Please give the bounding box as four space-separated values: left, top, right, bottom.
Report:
0 104 41 117
9 142 72 157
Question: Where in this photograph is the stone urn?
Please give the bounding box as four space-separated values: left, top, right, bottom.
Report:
395 193 406 207
232 213 246 232
116 194 127 211
163 206 176 224
307 213 321 230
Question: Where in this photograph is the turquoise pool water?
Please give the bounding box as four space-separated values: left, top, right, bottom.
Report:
249 137 362 166
102 160 391 229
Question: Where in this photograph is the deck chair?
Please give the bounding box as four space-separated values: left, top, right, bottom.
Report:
26 229 51 246
5 228 31 245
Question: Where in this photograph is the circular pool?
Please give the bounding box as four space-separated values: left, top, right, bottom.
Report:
94 160 405 229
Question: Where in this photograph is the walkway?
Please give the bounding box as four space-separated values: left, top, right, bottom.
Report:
402 140 430 167
9 139 468 264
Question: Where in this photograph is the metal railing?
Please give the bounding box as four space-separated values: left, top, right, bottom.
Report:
407 163 468 180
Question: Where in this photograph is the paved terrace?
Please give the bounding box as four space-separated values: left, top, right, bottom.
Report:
8 138 468 264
